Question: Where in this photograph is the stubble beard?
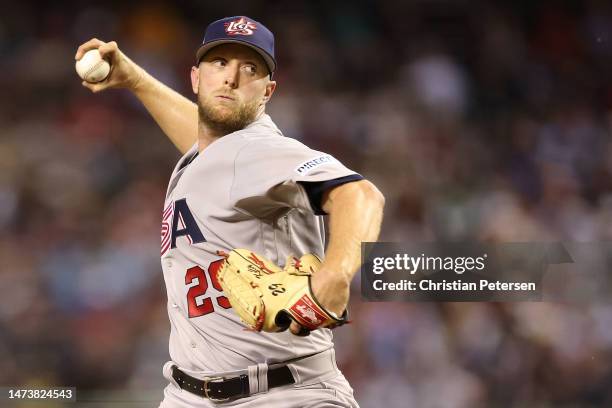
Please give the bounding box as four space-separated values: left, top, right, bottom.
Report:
197 94 260 136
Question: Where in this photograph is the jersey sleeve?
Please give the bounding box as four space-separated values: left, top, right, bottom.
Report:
230 138 361 216
298 174 364 215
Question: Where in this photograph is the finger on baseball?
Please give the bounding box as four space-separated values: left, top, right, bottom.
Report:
75 38 105 60
289 321 310 337
97 41 118 61
81 81 106 93
81 81 95 92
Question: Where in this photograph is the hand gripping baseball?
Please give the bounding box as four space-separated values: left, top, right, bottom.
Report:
217 249 348 335
75 38 145 93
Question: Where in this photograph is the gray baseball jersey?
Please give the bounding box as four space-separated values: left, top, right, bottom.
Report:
160 113 360 374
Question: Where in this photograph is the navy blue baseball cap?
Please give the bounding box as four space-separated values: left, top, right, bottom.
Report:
195 16 276 75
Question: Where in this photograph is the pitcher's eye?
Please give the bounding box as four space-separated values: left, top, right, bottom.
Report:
244 64 257 75
211 59 226 67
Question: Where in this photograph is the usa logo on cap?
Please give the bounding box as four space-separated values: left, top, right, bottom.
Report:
196 16 277 75
224 17 257 36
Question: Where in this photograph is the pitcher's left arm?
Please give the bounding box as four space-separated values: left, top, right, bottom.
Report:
289 179 385 335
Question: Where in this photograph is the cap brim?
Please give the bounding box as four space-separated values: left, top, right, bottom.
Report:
195 39 276 74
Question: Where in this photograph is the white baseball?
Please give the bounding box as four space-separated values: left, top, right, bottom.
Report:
75 49 110 83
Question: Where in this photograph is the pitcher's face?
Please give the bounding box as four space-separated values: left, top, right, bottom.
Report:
191 43 276 134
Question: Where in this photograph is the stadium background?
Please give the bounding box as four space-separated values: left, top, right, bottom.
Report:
2 0 612 406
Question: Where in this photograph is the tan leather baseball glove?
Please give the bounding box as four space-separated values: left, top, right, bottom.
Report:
217 249 348 334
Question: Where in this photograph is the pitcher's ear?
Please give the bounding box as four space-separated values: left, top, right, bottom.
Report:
263 80 276 102
190 66 200 94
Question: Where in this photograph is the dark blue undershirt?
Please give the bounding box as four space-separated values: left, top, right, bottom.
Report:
178 151 199 171
298 174 364 215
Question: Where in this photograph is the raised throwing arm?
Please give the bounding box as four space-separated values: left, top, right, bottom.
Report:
75 39 198 154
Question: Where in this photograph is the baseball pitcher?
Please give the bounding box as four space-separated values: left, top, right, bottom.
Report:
76 16 384 407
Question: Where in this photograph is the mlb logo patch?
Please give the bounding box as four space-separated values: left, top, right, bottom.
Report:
225 17 257 36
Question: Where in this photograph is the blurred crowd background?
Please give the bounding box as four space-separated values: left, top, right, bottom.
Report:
2 0 612 407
